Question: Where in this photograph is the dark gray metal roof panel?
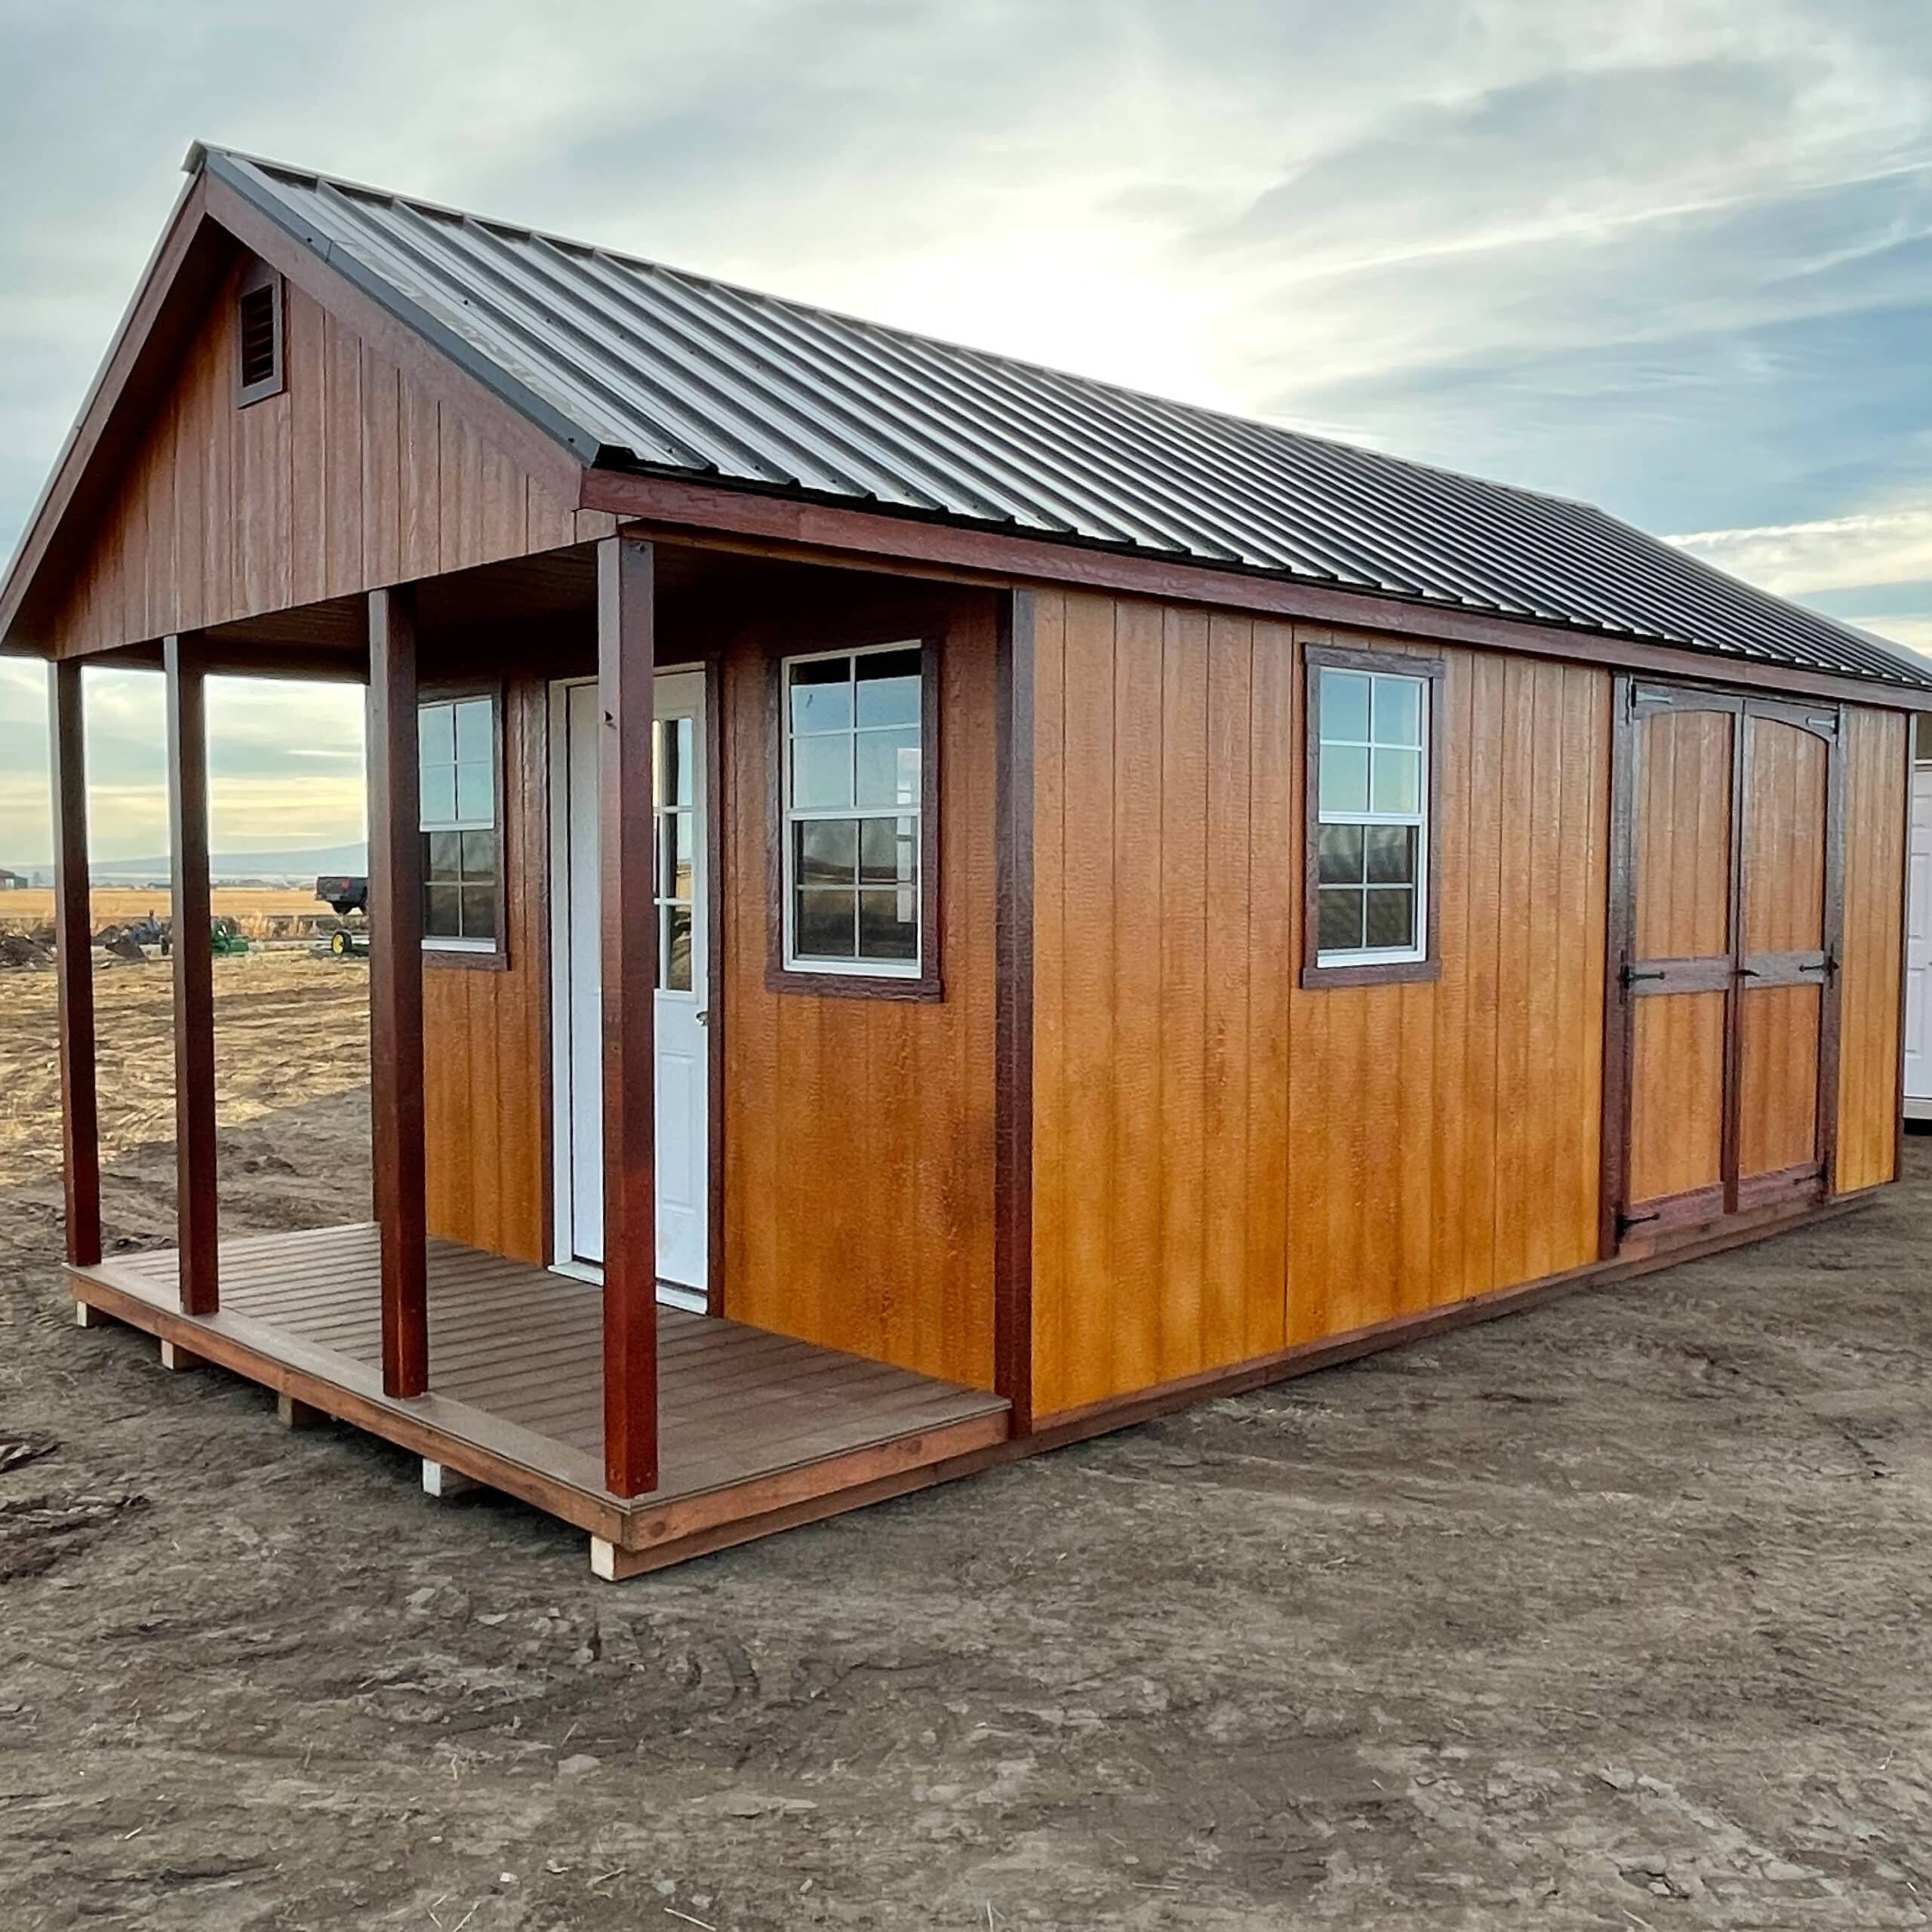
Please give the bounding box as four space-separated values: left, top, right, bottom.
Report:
198 146 1932 694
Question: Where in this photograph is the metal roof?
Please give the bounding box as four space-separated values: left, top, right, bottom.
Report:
199 146 1932 694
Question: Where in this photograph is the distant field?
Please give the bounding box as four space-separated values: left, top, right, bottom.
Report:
0 885 336 940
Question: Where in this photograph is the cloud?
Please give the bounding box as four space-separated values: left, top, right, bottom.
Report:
0 660 364 864
1670 503 1932 600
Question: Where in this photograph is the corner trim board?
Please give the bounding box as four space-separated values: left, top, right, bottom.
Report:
994 589 1037 1433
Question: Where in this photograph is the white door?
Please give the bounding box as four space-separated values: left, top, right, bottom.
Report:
1906 765 1932 1116
555 671 710 1295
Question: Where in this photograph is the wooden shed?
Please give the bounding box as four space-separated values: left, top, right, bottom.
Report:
8 146 1924 1578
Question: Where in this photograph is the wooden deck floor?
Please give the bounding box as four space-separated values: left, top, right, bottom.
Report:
68 1225 1010 1574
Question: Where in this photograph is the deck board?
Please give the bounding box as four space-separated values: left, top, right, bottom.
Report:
71 1225 1010 1557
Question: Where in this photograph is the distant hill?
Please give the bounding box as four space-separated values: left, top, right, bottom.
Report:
0 842 368 886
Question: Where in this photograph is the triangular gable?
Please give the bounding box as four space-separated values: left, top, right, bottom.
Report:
1 157 597 661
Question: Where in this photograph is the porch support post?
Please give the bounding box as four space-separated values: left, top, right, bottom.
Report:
368 586 429 1398
48 660 102 1268
598 534 658 1498
164 635 219 1314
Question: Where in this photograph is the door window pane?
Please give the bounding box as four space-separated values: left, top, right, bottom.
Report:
665 904 694 992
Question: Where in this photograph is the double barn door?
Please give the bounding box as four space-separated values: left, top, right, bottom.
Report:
1609 681 1844 1247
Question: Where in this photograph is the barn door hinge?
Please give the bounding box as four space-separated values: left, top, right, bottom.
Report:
1616 1208 1662 1237
1620 962 1666 988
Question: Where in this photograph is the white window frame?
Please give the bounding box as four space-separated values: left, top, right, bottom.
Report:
1314 666 1430 969
419 692 500 955
780 640 925 980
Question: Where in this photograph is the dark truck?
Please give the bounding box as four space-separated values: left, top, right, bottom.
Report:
315 875 370 956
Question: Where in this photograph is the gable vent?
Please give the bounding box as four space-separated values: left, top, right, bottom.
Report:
235 265 285 405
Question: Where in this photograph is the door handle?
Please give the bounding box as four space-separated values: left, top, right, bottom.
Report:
694 1009 709 1027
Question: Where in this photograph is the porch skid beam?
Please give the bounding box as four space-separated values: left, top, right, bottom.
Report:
48 661 102 1268
368 587 429 1398
598 534 659 1497
164 635 219 1313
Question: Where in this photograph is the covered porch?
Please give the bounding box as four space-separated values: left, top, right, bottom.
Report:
44 528 1017 1577
68 1226 1010 1576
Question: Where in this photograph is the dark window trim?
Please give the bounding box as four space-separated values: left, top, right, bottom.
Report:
235 259 286 408
765 630 945 1002
1302 641 1445 989
420 680 510 973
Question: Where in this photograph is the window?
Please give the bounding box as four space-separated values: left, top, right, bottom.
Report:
780 643 930 982
655 713 696 992
235 261 285 407
420 694 500 953
1304 649 1441 986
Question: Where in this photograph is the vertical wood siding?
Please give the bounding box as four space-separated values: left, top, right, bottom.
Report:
422 677 550 1265
1835 706 1908 1192
48 264 601 657
1029 590 1611 1419
719 589 999 1389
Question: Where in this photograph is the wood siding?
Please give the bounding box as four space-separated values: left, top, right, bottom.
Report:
47 260 606 658
719 586 1000 1389
423 676 550 1264
1835 706 1909 1193
1029 592 1611 1419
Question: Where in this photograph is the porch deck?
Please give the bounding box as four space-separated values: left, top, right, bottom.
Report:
67 1226 1011 1576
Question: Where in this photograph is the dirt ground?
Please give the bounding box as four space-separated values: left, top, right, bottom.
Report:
2 954 1930 1930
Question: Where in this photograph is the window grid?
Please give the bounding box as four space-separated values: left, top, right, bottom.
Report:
420 694 500 952
1315 667 1428 966
654 715 697 993
782 643 924 977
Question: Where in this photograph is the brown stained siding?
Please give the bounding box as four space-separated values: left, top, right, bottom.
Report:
423 677 550 1265
1029 590 1611 1419
719 588 999 1389
48 265 597 658
1835 706 1909 1192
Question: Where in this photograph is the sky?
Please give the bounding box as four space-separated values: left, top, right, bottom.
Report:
4 0 1932 861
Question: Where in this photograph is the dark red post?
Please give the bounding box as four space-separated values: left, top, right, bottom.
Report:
48 660 102 1268
598 534 658 1497
367 586 429 1397
164 635 219 1313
